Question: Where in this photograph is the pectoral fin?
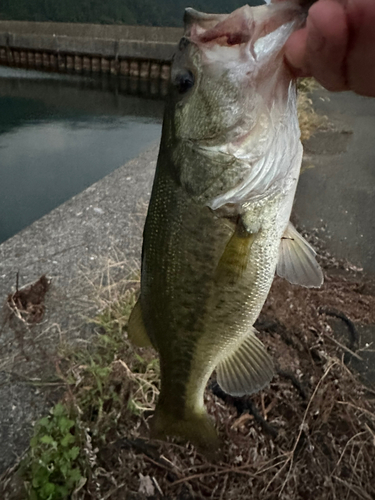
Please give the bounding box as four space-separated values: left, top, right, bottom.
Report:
216 329 274 397
215 219 257 285
127 299 152 348
277 223 324 288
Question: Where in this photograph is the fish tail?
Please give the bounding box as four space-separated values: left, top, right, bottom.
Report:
150 403 220 455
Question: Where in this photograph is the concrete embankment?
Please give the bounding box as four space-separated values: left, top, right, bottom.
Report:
0 21 182 78
0 88 375 475
0 145 158 473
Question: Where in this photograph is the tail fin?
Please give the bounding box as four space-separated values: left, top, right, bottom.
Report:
150 403 220 456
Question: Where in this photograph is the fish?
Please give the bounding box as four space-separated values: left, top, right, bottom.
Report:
128 0 323 453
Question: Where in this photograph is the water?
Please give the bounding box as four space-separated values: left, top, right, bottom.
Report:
0 67 164 244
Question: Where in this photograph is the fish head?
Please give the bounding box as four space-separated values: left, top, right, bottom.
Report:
166 2 306 151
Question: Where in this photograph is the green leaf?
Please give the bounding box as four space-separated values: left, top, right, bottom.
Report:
39 451 55 465
40 482 55 497
68 446 80 461
30 436 38 448
60 462 69 478
52 403 66 417
32 476 41 488
60 433 75 447
135 353 145 365
38 417 51 429
69 468 82 483
39 435 55 445
127 399 141 416
58 416 75 434
31 466 50 488
55 485 69 498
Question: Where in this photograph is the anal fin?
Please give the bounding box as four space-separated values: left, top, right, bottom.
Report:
127 299 153 348
216 329 274 397
277 222 324 288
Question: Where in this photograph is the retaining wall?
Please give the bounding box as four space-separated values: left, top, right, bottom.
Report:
0 21 183 79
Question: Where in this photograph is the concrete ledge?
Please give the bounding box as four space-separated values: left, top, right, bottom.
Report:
0 21 183 43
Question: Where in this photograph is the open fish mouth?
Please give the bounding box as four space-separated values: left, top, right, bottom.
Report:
185 3 303 55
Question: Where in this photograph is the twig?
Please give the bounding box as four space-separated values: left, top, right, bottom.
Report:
231 413 254 429
336 401 375 420
332 476 373 500
291 361 337 455
365 423 375 444
331 431 367 474
170 464 256 487
323 334 363 361
143 455 182 479
256 459 289 476
211 382 278 438
219 474 228 500
266 361 337 494
152 477 164 497
102 483 126 500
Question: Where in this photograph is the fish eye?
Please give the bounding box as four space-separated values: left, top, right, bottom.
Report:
173 70 195 94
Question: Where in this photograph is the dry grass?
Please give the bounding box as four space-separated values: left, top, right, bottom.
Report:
297 78 329 143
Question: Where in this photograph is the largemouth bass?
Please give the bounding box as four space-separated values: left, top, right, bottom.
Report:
128 0 323 453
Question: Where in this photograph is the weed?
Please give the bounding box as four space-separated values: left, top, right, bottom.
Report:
22 403 84 500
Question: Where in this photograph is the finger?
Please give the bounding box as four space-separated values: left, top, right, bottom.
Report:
305 0 349 91
284 28 311 77
346 0 375 97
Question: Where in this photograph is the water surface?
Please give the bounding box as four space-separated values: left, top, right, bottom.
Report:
0 67 164 244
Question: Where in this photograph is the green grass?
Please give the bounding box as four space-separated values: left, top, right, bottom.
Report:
22 404 84 500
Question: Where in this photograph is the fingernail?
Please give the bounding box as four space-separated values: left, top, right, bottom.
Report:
307 17 326 52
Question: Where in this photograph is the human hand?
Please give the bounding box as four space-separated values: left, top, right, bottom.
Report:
285 0 375 97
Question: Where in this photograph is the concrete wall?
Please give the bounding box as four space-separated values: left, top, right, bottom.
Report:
0 21 183 78
0 21 182 62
